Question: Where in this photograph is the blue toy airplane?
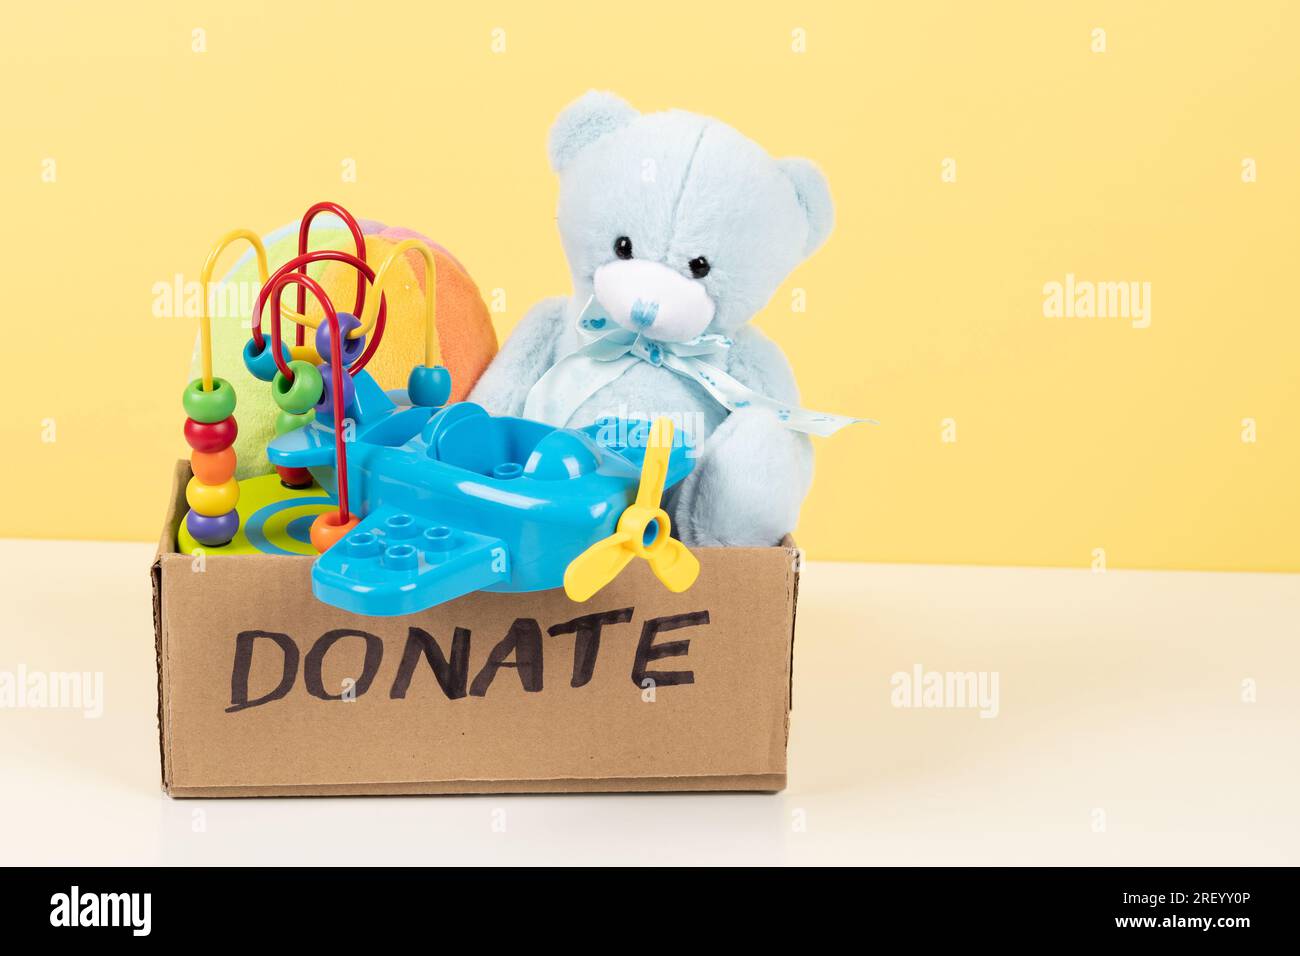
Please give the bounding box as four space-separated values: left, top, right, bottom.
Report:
267 368 700 616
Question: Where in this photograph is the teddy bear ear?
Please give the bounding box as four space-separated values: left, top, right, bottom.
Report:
549 91 639 173
777 158 835 256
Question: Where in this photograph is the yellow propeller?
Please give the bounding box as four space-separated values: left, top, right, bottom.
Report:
564 418 701 602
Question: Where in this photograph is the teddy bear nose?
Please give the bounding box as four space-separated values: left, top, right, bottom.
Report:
629 300 659 329
594 259 716 343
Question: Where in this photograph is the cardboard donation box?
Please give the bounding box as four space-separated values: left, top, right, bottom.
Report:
152 463 800 796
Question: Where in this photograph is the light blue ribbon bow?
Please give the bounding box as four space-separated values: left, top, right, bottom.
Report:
523 297 872 437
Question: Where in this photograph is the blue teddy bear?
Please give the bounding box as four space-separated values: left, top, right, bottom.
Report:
470 91 839 547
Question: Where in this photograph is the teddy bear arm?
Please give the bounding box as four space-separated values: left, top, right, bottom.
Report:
672 408 813 548
466 297 567 416
665 329 816 546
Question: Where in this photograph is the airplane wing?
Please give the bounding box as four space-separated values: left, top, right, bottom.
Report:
311 506 511 617
268 370 436 471
266 418 339 469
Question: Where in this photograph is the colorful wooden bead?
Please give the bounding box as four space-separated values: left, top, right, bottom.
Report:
315 311 366 366
185 508 239 548
315 363 356 417
310 511 361 553
182 377 237 424
407 364 452 407
184 415 238 453
186 476 240 516
275 409 315 436
242 335 292 382
190 446 236 485
272 360 324 414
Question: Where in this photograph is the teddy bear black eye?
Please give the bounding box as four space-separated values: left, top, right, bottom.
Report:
688 256 711 278
614 236 633 259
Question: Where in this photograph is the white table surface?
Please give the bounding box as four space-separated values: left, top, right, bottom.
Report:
1 538 1295 866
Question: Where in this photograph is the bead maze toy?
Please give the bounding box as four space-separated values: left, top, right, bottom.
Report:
180 200 701 614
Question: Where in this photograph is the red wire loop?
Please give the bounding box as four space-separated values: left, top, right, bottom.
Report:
251 249 388 377
249 201 385 369
265 272 354 524
294 202 368 348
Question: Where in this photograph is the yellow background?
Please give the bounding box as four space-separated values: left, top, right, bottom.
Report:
1 1 1296 571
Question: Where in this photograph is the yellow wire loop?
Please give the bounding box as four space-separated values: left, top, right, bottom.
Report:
199 229 269 391
358 239 440 366
198 229 439 389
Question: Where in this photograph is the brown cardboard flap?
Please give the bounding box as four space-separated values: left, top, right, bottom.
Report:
155 462 798 796
157 460 190 559
152 460 192 791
